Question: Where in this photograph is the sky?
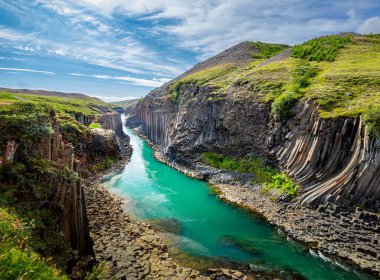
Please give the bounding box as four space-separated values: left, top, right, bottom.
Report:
0 1 379 102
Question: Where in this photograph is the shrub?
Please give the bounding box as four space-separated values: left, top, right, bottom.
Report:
89 122 101 129
271 62 319 120
170 80 184 101
363 105 380 138
271 92 300 121
0 103 54 147
201 153 298 198
291 35 351 62
251 42 289 59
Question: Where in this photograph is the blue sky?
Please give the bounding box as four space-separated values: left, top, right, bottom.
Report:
0 0 379 102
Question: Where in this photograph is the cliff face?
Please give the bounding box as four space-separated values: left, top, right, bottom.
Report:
98 113 126 140
137 85 270 163
269 101 380 211
0 110 127 276
0 121 93 258
136 91 380 212
132 38 380 213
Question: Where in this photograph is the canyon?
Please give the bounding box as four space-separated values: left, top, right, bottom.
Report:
127 34 380 277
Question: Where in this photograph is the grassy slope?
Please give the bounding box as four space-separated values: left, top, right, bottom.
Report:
171 34 380 122
0 204 67 280
0 90 111 116
111 98 140 109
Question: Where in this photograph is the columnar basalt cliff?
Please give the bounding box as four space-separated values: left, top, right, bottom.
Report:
269 101 380 211
136 89 380 212
98 113 126 140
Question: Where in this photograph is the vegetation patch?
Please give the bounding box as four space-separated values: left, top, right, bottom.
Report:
0 91 111 116
363 105 380 137
201 152 298 198
250 42 289 59
0 206 67 280
271 62 319 120
0 102 54 148
89 122 101 129
291 35 352 62
87 155 118 172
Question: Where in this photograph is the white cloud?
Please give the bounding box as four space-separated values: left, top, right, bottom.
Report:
91 95 137 102
69 72 170 87
357 16 380 34
68 0 374 60
0 27 26 41
0 67 55 75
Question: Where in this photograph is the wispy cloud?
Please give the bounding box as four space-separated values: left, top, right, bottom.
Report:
0 67 55 75
91 95 137 102
69 72 170 87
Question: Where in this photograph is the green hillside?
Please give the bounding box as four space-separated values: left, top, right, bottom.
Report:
170 34 380 136
111 98 140 109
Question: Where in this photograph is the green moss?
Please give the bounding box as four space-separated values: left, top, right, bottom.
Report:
363 105 380 137
291 35 352 61
85 262 112 280
201 152 298 198
89 122 101 129
87 156 118 172
250 42 289 59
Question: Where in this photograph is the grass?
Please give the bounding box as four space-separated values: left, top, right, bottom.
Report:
305 34 380 127
270 62 320 120
291 35 352 61
0 207 68 279
251 42 289 59
0 102 54 148
0 91 111 116
363 105 380 137
89 122 101 129
202 152 299 198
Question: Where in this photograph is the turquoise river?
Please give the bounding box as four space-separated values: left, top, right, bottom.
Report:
102 123 374 280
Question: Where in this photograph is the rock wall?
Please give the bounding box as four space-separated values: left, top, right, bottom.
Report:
135 86 380 212
269 101 380 211
0 121 93 258
98 113 126 140
137 84 270 163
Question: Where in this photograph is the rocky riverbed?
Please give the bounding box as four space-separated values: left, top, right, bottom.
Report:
217 183 380 277
82 149 263 280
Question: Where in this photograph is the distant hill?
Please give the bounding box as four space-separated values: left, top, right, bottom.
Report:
0 87 112 115
111 98 140 109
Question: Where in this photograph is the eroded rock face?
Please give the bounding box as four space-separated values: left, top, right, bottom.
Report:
137 84 270 163
269 101 380 211
0 140 18 167
98 113 126 140
85 128 122 160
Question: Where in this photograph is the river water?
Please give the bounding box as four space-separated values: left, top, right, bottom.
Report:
102 120 373 280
